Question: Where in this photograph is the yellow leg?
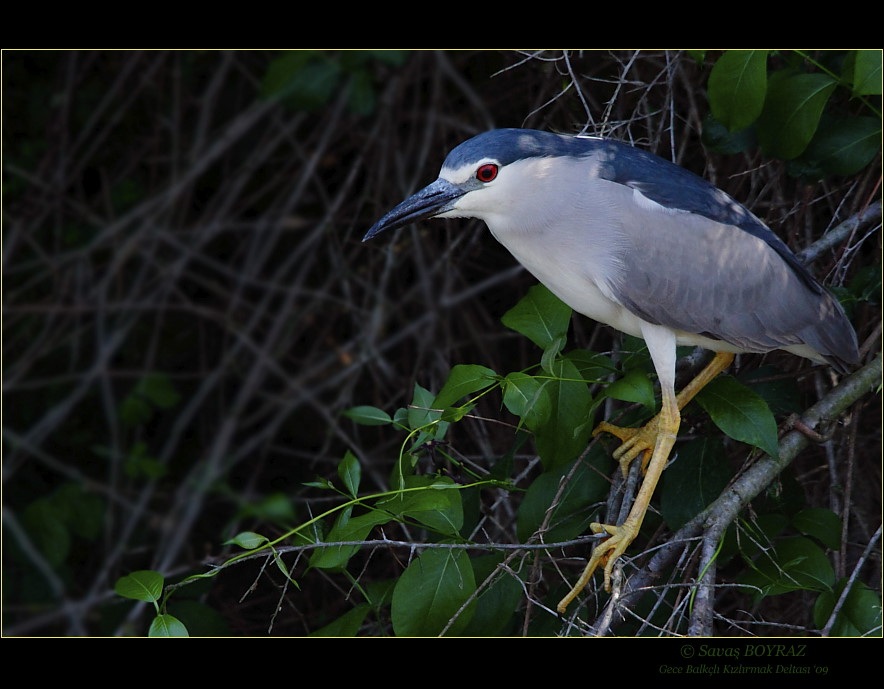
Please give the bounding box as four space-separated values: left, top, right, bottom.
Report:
594 351 736 477
557 351 734 614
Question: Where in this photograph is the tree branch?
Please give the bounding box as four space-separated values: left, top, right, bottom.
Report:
595 353 882 636
797 200 882 265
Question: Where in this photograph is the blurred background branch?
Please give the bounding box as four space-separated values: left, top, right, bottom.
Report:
3 50 880 636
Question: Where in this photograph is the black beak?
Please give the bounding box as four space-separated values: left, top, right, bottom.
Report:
362 179 466 241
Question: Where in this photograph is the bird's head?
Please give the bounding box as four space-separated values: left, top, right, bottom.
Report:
363 129 594 241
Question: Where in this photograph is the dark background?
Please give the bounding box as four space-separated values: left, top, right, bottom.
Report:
3 50 880 637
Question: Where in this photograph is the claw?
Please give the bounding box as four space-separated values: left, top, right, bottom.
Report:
556 519 640 613
557 353 735 614
593 419 661 475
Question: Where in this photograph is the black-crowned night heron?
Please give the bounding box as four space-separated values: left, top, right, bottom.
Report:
363 128 859 614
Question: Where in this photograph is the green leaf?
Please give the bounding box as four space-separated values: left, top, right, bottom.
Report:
115 570 164 603
119 374 179 427
391 548 476 636
303 477 334 490
661 437 733 530
723 513 790 562
407 383 442 431
738 536 835 599
701 112 757 155
847 264 882 306
310 604 372 637
239 492 297 523
708 50 769 131
756 71 838 159
540 334 567 373
502 372 552 430
462 554 523 636
377 476 463 536
224 531 269 550
310 509 392 570
261 52 341 110
338 450 361 497
565 349 616 384
273 550 298 587
407 383 449 451
792 508 841 550
694 375 780 459
138 373 180 409
120 396 152 427
742 365 802 416
343 405 392 426
380 479 456 514
123 443 167 480
262 51 314 97
813 579 883 636
433 364 497 409
148 614 189 637
604 368 656 410
798 115 881 176
618 335 654 372
50 482 104 540
365 579 397 609
533 357 593 470
501 284 572 350
166 600 230 636
516 447 610 543
440 405 474 423
852 49 883 96
411 499 465 537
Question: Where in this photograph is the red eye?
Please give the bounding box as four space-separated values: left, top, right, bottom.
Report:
476 163 498 183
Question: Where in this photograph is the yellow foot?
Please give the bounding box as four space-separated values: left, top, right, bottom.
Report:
557 352 735 614
557 519 640 613
593 415 670 476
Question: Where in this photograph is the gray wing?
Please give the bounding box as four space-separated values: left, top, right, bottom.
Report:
591 138 822 293
601 181 857 372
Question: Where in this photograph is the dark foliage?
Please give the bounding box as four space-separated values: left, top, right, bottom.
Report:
3 50 880 637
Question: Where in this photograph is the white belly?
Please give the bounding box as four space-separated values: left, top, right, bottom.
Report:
491 227 740 354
